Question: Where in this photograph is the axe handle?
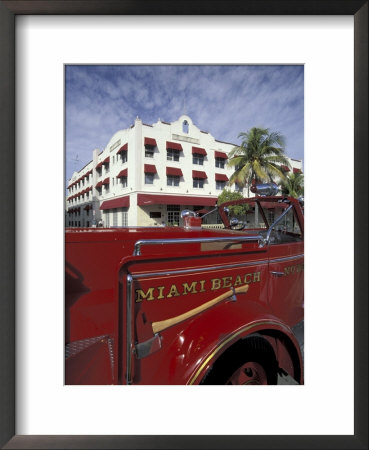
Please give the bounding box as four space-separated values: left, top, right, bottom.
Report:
152 284 249 334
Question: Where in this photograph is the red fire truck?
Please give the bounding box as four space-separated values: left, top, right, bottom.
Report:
65 183 304 385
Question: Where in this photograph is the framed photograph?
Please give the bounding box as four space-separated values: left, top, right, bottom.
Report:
1 1 367 449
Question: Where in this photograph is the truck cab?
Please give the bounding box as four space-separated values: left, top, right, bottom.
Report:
65 184 304 385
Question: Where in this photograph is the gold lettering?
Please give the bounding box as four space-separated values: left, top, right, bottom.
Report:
182 281 198 295
157 286 165 300
253 272 261 283
199 279 206 292
135 287 155 302
234 275 242 286
222 277 232 288
244 274 252 284
211 278 221 291
167 284 180 298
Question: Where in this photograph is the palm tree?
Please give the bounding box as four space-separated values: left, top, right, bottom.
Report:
280 171 304 198
227 127 291 196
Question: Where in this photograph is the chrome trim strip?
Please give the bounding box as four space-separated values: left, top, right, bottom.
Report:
126 274 133 385
130 253 304 280
131 260 268 280
269 254 304 264
133 235 263 256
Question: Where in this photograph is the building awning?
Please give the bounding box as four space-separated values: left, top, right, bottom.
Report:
144 137 157 147
192 146 207 155
281 165 290 172
144 164 157 174
137 194 217 207
215 173 229 181
102 177 110 185
95 181 103 188
166 141 183 151
103 157 110 164
166 167 183 176
100 196 130 210
117 143 128 154
96 162 103 169
192 170 207 179
293 168 302 174
215 151 227 159
117 168 128 178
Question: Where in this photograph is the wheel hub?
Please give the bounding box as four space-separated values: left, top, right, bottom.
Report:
226 362 268 385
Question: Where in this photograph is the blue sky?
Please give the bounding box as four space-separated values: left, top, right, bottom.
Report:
65 65 304 184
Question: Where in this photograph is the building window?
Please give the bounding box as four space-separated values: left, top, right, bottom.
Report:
215 157 225 169
167 149 180 161
120 177 128 188
193 177 204 188
145 145 155 158
167 175 180 186
167 205 180 226
216 180 226 190
104 185 110 194
150 211 161 219
235 183 243 192
268 210 275 225
86 221 90 227
112 156 115 164
145 173 154 184
112 208 118 227
120 152 128 163
193 153 204 165
122 209 128 226
104 211 109 227
182 120 189 134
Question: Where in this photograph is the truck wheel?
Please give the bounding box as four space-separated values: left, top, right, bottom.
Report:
201 335 278 385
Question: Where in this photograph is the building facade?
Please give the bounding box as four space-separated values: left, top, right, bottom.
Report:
66 115 303 228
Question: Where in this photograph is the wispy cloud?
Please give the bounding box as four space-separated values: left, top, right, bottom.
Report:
66 65 304 182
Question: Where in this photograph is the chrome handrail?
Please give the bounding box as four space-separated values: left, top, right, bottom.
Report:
133 235 263 256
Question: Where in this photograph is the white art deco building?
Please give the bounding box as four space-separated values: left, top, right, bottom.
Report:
66 115 303 228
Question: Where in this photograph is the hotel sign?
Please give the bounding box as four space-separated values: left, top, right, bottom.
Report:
172 134 200 145
110 139 121 152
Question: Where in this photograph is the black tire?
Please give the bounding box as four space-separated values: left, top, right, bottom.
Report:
201 335 278 385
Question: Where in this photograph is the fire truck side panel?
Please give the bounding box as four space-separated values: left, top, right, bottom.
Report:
131 298 301 385
65 195 304 385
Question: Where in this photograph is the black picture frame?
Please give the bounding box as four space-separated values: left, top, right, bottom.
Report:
0 1 367 449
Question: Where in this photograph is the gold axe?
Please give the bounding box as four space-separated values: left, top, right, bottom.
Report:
152 284 249 334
